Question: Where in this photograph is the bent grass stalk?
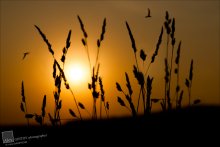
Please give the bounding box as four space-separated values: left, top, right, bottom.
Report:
35 25 82 122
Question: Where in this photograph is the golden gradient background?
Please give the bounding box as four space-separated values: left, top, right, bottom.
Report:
0 0 219 125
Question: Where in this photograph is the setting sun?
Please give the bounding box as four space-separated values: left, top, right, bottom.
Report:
65 63 87 85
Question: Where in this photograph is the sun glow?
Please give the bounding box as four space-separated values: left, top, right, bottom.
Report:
65 63 87 85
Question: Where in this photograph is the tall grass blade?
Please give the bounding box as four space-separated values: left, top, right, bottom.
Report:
125 21 137 53
100 18 106 41
146 76 153 114
77 15 88 38
21 81 25 103
66 30 71 49
41 95 46 117
151 27 163 63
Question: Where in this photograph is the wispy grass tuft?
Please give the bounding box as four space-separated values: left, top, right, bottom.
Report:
116 73 136 117
124 19 164 116
20 81 47 126
35 25 82 124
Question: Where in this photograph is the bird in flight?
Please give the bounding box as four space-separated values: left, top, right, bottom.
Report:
145 8 151 18
22 52 30 60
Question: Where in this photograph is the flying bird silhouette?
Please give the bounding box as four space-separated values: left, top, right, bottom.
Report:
145 8 151 18
22 52 30 60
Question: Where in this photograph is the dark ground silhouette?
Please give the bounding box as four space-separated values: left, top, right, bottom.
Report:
1 105 219 146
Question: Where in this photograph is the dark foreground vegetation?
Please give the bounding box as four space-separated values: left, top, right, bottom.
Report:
1 105 220 146
2 10 219 146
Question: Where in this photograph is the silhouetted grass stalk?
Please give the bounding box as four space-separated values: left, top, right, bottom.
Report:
125 22 139 70
136 89 142 113
167 18 176 110
55 59 82 121
78 102 92 117
185 60 193 106
125 73 137 117
117 96 132 113
95 18 106 70
163 11 172 110
70 89 83 120
116 79 137 117
125 20 163 115
41 95 46 125
126 21 145 114
143 27 163 114
145 26 163 113
20 81 30 127
78 16 107 119
77 15 92 72
162 59 169 111
20 81 47 126
175 41 181 108
99 77 108 118
146 76 153 114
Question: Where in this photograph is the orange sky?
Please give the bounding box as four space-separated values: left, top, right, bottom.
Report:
0 0 219 126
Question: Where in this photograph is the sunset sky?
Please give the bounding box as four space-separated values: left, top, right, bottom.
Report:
0 0 219 126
